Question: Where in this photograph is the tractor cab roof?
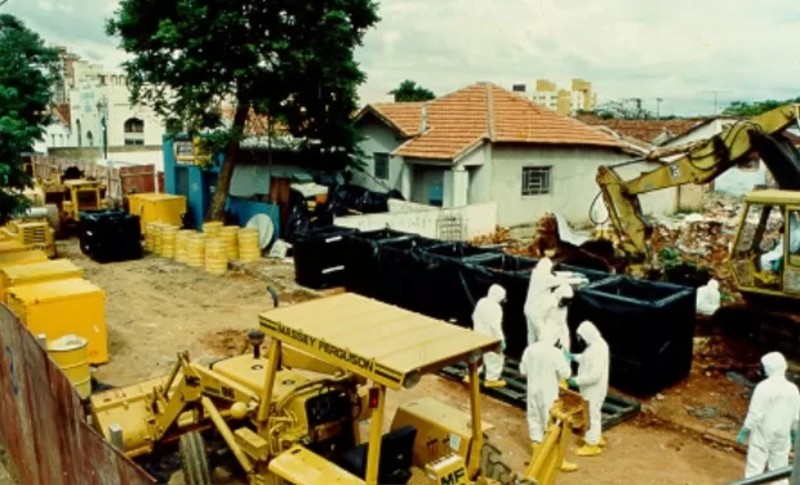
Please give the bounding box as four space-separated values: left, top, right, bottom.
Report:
744 189 800 206
259 293 499 390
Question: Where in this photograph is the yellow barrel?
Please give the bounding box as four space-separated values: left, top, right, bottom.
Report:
204 238 228 275
186 233 206 268
47 334 91 399
144 222 159 252
221 226 239 261
238 228 260 263
202 221 224 239
159 225 178 258
174 230 195 264
151 223 168 255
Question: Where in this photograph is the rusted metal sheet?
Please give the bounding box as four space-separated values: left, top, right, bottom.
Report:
0 305 155 484
119 164 159 195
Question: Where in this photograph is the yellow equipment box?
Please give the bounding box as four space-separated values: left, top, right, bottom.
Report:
7 278 108 364
0 259 84 302
0 250 49 270
127 193 186 233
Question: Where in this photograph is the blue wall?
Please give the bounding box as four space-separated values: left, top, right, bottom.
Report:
162 135 280 241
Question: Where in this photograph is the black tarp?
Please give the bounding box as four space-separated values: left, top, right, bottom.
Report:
293 225 359 289
569 276 697 396
78 209 143 263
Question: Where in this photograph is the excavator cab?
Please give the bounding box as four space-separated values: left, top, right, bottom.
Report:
730 190 800 302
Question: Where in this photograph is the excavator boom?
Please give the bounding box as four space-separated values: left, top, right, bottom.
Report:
597 103 800 262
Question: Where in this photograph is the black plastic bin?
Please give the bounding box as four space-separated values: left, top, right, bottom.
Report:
342 228 417 299
367 234 442 307
569 276 697 397
78 209 143 263
293 225 359 289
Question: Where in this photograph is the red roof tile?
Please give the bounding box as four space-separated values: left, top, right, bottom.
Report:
370 83 623 161
575 114 706 145
53 103 70 127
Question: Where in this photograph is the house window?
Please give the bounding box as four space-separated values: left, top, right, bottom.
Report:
124 118 145 145
521 166 551 195
373 152 389 180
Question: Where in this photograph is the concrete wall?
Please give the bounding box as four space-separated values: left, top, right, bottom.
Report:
48 146 164 170
335 200 497 239
491 145 676 226
353 117 406 194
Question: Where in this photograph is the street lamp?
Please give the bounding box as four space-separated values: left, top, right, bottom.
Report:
96 97 108 163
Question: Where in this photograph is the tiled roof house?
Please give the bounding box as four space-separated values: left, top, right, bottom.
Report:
354 83 677 226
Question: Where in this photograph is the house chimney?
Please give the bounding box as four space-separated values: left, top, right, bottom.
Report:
419 103 428 134
512 84 526 93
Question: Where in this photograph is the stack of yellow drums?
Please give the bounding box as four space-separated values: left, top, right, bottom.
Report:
159 225 178 258
186 233 206 268
238 228 260 263
202 221 223 238
221 226 239 261
174 229 195 264
204 238 228 275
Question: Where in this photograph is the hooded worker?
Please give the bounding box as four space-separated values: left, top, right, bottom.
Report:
523 257 563 346
519 325 577 471
696 278 721 316
737 352 800 484
541 283 575 352
566 321 610 457
471 284 507 388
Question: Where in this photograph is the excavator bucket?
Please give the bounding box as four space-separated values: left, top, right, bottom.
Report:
750 132 800 191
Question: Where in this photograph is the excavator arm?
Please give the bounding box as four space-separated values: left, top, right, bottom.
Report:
597 103 800 262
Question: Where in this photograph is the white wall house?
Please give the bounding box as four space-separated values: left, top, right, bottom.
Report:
354 83 676 227
68 74 165 150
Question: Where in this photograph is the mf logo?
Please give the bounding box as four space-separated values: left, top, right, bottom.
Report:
441 467 466 485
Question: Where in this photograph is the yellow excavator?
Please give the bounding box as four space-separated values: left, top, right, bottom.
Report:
90 293 587 485
596 103 800 303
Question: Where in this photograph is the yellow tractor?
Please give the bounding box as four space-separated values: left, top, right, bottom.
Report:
89 293 587 485
0 184 58 257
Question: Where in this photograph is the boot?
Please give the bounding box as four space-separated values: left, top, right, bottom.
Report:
484 379 507 388
574 444 602 457
560 459 579 472
462 374 470 384
598 435 607 447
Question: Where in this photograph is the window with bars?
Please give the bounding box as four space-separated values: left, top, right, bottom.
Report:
373 152 389 180
521 166 551 195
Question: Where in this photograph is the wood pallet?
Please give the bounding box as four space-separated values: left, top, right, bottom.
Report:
439 358 641 431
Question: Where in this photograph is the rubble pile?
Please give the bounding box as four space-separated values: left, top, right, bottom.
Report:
470 226 512 246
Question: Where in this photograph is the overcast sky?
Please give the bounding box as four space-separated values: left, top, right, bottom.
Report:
6 0 800 117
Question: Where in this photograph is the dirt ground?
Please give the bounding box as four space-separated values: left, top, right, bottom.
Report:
36 239 751 483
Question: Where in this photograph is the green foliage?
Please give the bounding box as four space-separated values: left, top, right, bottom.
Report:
389 79 435 102
107 0 380 154
722 97 800 117
0 14 59 223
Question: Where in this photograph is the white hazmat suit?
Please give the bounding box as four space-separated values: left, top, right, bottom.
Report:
742 352 800 484
572 321 610 449
472 284 506 382
519 325 571 442
523 257 563 346
541 283 574 352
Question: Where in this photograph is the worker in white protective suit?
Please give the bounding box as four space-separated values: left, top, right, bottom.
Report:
523 257 565 346
519 325 578 472
541 283 575 352
470 284 507 388
696 278 721 316
565 321 609 457
736 351 800 484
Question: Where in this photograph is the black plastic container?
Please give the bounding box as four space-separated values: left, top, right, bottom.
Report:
293 225 359 289
78 209 143 263
367 234 442 308
342 228 417 299
569 276 697 397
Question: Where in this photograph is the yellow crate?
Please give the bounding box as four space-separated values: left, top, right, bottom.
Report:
0 250 49 270
0 259 84 302
127 193 187 233
7 278 108 364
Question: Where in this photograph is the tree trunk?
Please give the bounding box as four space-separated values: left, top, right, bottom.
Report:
206 103 249 221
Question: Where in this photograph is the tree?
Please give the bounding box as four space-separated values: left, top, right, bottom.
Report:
107 0 380 220
0 14 59 223
594 99 654 120
389 80 435 102
722 98 800 117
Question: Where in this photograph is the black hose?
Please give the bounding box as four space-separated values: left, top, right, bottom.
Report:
267 285 279 307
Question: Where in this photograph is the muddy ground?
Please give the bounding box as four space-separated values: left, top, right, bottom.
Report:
4 239 754 484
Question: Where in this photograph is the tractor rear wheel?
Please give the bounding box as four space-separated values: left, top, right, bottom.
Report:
179 431 211 485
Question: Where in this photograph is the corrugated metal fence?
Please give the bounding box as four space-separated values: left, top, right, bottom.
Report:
29 157 164 199
0 306 154 484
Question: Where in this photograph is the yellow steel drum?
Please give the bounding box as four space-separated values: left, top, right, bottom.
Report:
238 228 260 263
221 226 239 261
159 225 178 258
204 238 228 275
47 334 92 399
174 229 196 264
202 221 223 239
186 233 206 268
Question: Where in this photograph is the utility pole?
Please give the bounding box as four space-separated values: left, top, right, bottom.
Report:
656 98 663 119
702 90 728 116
